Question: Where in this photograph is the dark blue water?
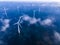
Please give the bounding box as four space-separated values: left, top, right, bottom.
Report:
0 2 60 45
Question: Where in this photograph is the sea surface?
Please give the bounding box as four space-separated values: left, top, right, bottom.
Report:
0 2 60 45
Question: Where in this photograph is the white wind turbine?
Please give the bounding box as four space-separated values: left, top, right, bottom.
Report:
33 10 36 18
17 6 20 14
3 7 8 18
14 16 23 35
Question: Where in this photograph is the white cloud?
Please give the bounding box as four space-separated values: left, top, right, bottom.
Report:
22 15 41 24
41 19 52 26
1 19 10 31
3 19 10 24
54 31 60 42
29 18 40 24
20 15 55 25
29 18 37 24
22 15 31 21
40 17 55 26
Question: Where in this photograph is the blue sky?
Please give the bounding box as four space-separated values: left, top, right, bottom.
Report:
0 0 60 2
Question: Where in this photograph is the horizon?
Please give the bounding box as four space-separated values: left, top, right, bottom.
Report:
0 0 60 3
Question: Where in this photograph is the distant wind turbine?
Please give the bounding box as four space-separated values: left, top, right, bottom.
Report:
33 10 36 18
17 6 20 14
3 7 8 18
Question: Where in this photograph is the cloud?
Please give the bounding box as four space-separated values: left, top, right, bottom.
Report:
29 18 40 24
1 19 10 31
22 15 31 21
54 31 60 42
22 15 40 24
20 15 55 26
40 17 55 26
41 19 53 26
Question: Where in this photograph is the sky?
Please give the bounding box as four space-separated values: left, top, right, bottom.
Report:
0 0 60 2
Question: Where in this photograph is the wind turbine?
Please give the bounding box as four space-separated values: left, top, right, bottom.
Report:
33 10 36 18
14 16 23 36
3 7 8 18
17 6 20 15
14 6 24 35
